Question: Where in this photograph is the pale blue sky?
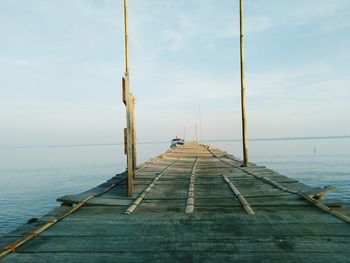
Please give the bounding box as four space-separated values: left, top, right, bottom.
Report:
1 0 349 146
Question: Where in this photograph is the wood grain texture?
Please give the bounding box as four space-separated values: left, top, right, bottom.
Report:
1 143 349 263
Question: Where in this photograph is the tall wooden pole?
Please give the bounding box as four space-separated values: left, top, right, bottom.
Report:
124 0 129 74
131 95 137 173
123 0 134 196
240 0 248 167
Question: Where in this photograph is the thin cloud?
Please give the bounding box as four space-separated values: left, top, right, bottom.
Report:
1 0 349 145
12 59 30 65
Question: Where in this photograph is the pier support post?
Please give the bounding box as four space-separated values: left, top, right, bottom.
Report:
240 0 249 167
131 95 137 173
122 0 136 196
123 75 134 196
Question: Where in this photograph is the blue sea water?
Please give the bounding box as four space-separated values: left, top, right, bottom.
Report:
0 138 349 237
211 138 350 203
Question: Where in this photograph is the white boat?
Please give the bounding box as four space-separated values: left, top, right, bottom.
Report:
170 137 184 148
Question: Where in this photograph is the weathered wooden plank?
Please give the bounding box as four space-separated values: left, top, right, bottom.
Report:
10 235 350 254
1 143 349 263
3 252 350 263
32 220 350 237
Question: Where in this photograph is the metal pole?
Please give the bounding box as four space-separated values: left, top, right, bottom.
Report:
240 0 248 167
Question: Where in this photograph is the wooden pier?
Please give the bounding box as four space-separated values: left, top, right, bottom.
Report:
1 143 349 262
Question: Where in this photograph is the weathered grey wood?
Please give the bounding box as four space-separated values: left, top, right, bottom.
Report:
240 0 249 167
185 158 198 213
222 174 254 214
3 252 350 263
1 143 349 263
125 159 179 214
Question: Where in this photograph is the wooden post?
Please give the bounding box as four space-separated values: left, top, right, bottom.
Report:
124 128 127 154
131 95 137 173
124 75 134 196
240 0 248 167
123 0 134 196
122 77 126 105
124 0 129 74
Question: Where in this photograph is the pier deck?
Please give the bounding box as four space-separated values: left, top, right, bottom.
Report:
1 143 349 262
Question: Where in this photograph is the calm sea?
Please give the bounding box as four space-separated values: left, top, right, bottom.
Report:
0 138 349 237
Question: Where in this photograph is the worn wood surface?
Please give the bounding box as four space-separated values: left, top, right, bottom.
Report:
1 143 349 263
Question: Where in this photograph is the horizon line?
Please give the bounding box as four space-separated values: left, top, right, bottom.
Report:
0 135 349 150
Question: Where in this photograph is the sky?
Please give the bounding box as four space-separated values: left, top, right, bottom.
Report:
0 0 349 147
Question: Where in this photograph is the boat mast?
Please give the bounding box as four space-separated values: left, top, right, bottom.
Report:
199 105 202 144
184 126 186 142
240 0 248 167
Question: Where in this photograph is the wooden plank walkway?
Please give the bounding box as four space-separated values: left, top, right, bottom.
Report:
1 143 349 262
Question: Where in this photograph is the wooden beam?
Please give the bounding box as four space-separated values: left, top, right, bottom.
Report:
124 74 134 197
131 95 137 173
122 77 126 105
0 177 126 259
240 0 248 167
185 158 198 214
309 186 336 200
123 0 129 74
125 159 179 214
124 128 127 155
222 174 254 215
123 0 135 196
